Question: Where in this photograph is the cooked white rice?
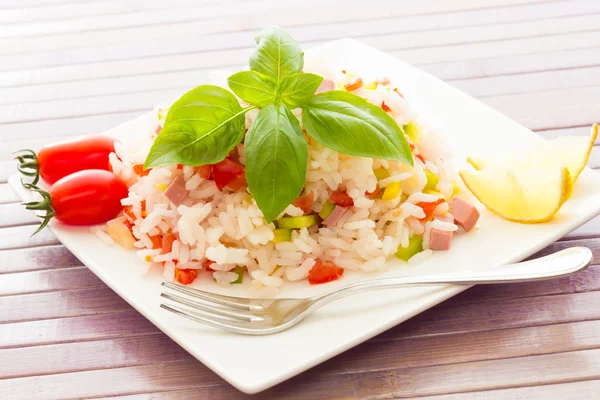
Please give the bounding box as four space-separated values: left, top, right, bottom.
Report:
97 66 460 296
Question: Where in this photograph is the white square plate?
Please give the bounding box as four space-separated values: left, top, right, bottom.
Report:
10 39 600 394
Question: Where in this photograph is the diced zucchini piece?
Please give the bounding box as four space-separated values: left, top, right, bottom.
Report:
272 228 292 243
374 167 390 181
403 121 422 142
424 169 439 191
277 214 319 229
382 182 401 201
395 235 423 261
319 200 335 220
232 266 245 284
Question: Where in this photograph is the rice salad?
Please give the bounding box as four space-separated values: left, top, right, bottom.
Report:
94 28 480 297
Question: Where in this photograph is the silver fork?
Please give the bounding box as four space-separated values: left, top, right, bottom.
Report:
160 246 592 335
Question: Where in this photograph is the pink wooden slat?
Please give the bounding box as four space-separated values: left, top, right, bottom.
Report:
5 28 600 89
0 245 81 274
0 267 104 296
0 334 194 379
0 183 18 203
0 224 59 250
415 380 600 400
3 347 600 399
0 310 158 349
422 45 600 81
3 5 598 69
0 202 38 228
451 65 600 99
3 0 585 41
0 287 131 323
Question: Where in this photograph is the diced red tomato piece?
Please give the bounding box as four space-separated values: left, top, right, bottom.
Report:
227 174 247 191
308 260 344 285
155 126 162 134
381 102 391 112
176 164 183 170
202 259 215 271
330 190 354 207
133 164 151 177
123 220 134 233
344 77 363 92
409 142 415 151
123 206 135 221
196 164 213 180
416 198 445 221
292 192 314 213
415 154 426 163
174 268 199 285
149 235 162 249
228 147 240 163
366 186 381 198
213 159 245 190
161 233 176 254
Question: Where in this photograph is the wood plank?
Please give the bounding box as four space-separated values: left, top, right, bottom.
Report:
0 267 104 296
382 290 600 340
0 359 222 400
422 45 600 81
0 224 59 249
0 202 38 228
451 65 600 99
0 245 81 274
3 5 598 70
4 347 600 399
565 215 600 240
416 380 600 399
3 0 585 41
258 349 600 399
0 287 131 323
0 183 18 203
5 27 600 89
0 334 193 379
0 310 158 349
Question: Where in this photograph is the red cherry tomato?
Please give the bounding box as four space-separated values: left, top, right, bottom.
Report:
308 260 344 285
212 159 245 190
36 135 118 184
416 198 445 221
51 170 128 225
174 268 199 285
330 190 354 207
292 191 314 213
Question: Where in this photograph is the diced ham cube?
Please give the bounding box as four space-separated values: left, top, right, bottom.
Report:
323 206 348 226
448 197 479 232
429 228 453 250
164 176 188 206
315 79 335 94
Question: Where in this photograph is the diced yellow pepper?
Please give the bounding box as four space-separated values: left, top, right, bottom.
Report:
156 183 167 191
452 180 461 197
403 121 422 143
272 228 292 243
363 81 377 90
382 182 401 201
374 167 390 181
424 169 439 191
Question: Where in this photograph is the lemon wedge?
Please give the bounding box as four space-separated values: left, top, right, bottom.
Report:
460 167 572 223
468 123 598 183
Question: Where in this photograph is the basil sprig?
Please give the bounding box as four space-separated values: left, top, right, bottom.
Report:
144 26 412 222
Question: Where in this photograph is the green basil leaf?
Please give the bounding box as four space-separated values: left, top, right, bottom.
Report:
302 91 414 165
249 27 303 86
145 85 249 168
279 73 323 109
245 103 308 222
227 70 277 107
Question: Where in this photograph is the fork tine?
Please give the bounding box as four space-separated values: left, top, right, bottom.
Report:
160 303 259 334
160 292 264 323
161 282 264 312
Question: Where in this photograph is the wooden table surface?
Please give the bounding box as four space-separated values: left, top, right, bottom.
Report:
1 0 600 398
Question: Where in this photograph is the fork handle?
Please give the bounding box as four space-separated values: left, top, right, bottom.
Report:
310 247 592 305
